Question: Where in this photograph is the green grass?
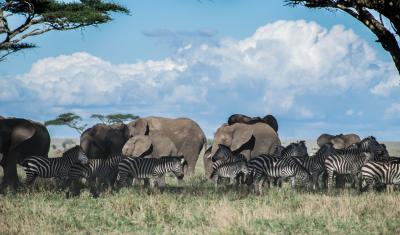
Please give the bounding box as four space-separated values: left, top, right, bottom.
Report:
1 141 400 234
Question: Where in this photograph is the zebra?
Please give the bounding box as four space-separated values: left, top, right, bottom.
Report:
281 140 309 159
116 156 186 190
211 144 247 162
247 154 311 195
324 136 384 191
293 143 336 190
361 160 400 192
210 144 248 185
22 145 88 186
210 160 249 187
67 155 123 197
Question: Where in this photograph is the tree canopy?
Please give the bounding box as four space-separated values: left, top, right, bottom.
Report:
45 112 87 134
90 113 139 125
0 0 129 61
45 112 139 134
286 0 400 75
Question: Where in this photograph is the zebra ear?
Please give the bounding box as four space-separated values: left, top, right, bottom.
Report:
179 156 186 165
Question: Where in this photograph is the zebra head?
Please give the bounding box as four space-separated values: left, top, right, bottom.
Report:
359 136 383 156
172 156 186 179
211 144 233 162
238 161 249 175
377 144 390 161
78 148 88 164
282 141 308 158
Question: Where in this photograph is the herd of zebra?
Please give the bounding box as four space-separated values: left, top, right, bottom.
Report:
20 135 400 197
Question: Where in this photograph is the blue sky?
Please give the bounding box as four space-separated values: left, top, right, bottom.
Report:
0 0 399 140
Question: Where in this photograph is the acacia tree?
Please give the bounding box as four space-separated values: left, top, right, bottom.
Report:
287 0 400 75
45 112 87 134
91 113 139 125
0 0 128 61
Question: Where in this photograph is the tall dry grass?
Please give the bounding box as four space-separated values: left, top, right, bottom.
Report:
0 141 399 234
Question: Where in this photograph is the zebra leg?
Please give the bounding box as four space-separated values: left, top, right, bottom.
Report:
327 171 334 192
211 174 219 189
312 173 319 191
290 177 296 189
89 178 99 198
143 178 150 188
25 171 37 186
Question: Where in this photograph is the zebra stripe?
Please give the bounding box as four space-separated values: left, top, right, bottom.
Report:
67 155 123 197
324 136 383 190
247 154 310 194
116 156 186 188
23 145 87 185
211 144 247 162
210 160 249 186
361 161 400 191
281 141 308 158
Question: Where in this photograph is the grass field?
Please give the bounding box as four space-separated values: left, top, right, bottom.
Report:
0 140 399 234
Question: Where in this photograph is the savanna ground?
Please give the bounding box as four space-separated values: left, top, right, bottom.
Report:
0 140 400 234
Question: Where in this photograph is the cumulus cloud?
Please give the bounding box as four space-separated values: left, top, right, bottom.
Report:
371 73 399 96
1 20 397 137
385 103 400 118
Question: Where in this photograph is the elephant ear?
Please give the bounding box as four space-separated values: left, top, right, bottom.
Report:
10 120 35 152
131 135 152 157
231 127 253 152
135 119 149 136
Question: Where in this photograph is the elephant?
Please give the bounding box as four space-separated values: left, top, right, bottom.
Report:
227 114 278 132
317 133 361 149
205 122 281 177
127 116 207 176
122 131 178 158
0 118 50 189
80 123 130 159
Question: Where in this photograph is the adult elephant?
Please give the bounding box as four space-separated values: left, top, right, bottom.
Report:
122 131 178 158
80 123 130 159
227 114 279 132
205 122 280 177
0 118 50 189
127 117 206 176
317 133 361 149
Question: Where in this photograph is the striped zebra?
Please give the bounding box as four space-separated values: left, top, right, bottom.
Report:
210 160 249 187
281 141 308 159
22 145 88 186
116 156 186 189
210 144 248 185
247 154 311 194
293 143 336 190
361 160 400 192
324 136 384 191
67 155 123 197
211 144 247 162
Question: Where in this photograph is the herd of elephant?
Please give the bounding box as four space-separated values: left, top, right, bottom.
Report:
0 113 368 192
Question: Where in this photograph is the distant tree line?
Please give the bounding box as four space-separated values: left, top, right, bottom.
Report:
45 112 139 134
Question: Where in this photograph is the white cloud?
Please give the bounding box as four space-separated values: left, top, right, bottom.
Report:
371 73 399 96
385 103 400 118
345 109 354 116
1 20 395 123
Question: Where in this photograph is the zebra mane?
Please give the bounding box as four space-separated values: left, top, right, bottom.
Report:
62 145 81 158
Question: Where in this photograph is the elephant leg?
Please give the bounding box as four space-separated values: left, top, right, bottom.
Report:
1 153 20 190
